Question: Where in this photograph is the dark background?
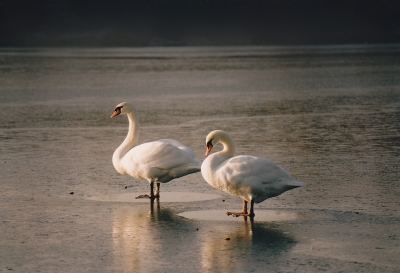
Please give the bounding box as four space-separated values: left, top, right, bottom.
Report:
1 0 400 47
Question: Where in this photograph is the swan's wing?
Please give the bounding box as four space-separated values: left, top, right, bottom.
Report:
215 155 305 201
122 141 200 182
156 139 197 159
219 155 291 183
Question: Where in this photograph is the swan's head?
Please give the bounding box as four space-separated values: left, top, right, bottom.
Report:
205 130 230 156
111 102 134 118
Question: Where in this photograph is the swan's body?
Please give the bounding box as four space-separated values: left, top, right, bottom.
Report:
111 102 200 199
201 130 306 217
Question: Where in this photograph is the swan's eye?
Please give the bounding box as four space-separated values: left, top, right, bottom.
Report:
115 106 123 111
206 140 213 148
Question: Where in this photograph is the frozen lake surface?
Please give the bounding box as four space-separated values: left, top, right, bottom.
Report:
1 45 399 272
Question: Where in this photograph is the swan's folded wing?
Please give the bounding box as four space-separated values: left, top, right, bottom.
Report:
123 141 198 170
222 156 292 183
215 155 297 199
156 139 197 159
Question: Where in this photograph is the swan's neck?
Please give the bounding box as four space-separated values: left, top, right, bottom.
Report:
219 134 236 158
204 133 236 177
112 111 139 172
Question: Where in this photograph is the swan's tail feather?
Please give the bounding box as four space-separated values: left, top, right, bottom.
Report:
282 179 307 188
170 163 201 179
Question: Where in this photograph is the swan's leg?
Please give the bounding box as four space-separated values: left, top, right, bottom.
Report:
135 181 154 199
249 199 255 217
243 200 248 214
150 182 155 198
154 183 161 198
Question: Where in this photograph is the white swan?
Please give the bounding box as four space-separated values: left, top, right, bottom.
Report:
201 130 306 217
111 102 201 199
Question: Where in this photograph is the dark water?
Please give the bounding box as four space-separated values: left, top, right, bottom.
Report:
1 45 399 272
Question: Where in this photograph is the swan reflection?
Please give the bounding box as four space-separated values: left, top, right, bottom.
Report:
111 201 295 272
111 199 196 272
200 219 295 273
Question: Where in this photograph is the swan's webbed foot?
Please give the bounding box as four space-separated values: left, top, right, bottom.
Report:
135 194 160 199
226 211 255 218
135 194 152 199
226 211 245 217
226 199 255 218
136 182 160 199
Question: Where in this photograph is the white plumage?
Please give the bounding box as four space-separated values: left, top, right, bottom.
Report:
111 102 200 199
201 130 306 217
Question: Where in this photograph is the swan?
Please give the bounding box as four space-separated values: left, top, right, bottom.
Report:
111 102 201 199
201 130 306 218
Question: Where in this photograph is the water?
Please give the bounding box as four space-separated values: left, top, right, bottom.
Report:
1 45 399 272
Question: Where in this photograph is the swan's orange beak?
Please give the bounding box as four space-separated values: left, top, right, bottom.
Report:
111 109 121 118
205 143 213 157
